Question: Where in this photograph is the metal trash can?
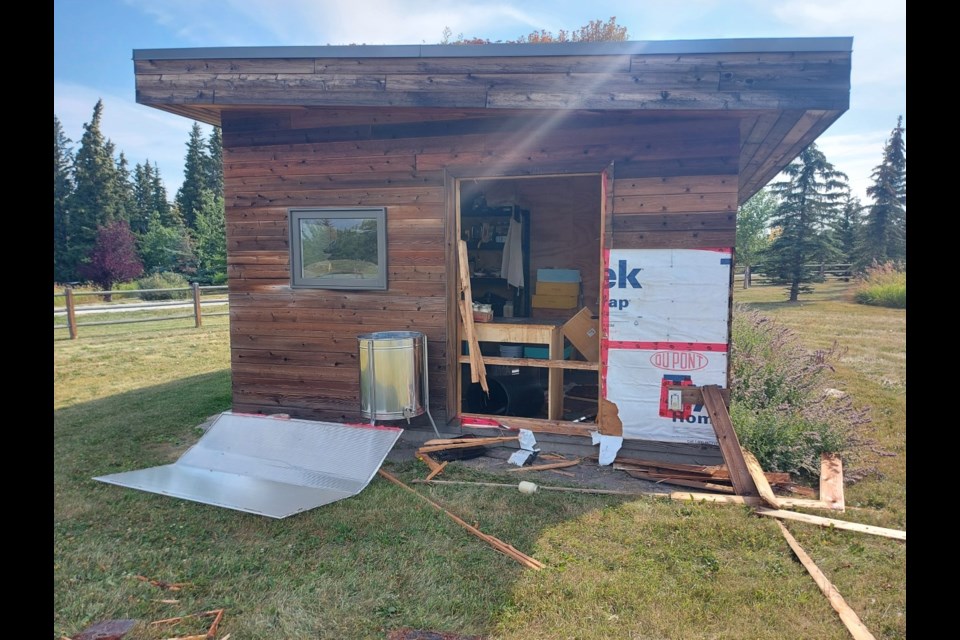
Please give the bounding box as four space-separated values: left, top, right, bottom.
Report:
357 331 427 422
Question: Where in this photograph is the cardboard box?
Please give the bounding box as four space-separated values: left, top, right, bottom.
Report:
536 281 580 296
532 294 579 309
563 307 600 362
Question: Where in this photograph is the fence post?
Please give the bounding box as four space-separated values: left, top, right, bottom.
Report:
192 282 203 328
65 286 78 340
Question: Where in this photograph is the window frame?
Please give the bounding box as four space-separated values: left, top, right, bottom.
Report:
288 207 388 290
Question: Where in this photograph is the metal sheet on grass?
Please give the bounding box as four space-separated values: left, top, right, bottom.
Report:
94 412 402 518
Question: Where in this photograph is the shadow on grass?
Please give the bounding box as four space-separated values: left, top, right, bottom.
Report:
54 369 639 639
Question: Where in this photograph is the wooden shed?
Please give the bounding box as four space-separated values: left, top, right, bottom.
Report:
133 38 851 453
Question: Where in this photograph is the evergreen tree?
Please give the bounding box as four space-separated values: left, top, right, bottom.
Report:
204 126 223 196
131 161 154 235
858 116 906 268
114 151 136 224
736 188 777 288
176 122 209 229
70 100 125 272
193 191 227 284
54 115 75 282
835 194 863 273
150 161 178 227
764 143 848 301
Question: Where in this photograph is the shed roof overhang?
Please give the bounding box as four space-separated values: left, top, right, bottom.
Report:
133 38 852 203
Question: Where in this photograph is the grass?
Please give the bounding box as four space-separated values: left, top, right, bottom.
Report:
54 281 905 639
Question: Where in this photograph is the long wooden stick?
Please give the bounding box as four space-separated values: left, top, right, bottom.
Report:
756 508 906 541
413 478 659 496
508 459 581 473
742 449 781 508
671 492 840 511
424 461 448 481
776 521 877 640
457 240 488 393
378 469 544 569
701 385 759 497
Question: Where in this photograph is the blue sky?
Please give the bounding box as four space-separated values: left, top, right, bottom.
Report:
54 0 905 203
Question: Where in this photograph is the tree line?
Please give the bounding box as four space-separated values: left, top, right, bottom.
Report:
53 100 226 291
736 116 906 301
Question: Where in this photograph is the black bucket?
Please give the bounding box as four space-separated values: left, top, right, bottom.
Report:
466 375 544 417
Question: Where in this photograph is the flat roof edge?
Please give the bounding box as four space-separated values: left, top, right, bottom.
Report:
133 37 853 61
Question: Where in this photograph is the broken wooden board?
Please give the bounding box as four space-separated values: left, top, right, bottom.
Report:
457 240 487 393
507 459 580 473
820 453 846 512
379 469 544 569
424 461 448 482
756 508 906 541
671 492 841 511
701 385 759 497
742 449 781 508
776 521 877 640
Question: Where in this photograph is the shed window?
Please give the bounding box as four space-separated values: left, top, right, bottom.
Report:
289 208 387 289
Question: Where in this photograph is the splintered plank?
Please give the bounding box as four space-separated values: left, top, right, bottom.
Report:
742 449 781 508
378 469 544 569
820 453 846 511
756 508 906 541
775 521 877 640
457 240 487 392
701 385 759 497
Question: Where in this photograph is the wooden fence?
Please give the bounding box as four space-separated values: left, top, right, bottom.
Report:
733 263 853 286
53 284 228 339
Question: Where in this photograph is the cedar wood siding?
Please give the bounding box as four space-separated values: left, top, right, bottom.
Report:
222 107 738 421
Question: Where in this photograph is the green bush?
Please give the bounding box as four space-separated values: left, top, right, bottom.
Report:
136 272 191 300
853 261 906 308
730 305 870 478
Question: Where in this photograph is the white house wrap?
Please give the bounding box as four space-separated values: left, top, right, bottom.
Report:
601 248 732 443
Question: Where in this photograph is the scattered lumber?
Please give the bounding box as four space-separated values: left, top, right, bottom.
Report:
742 449 781 508
378 469 545 569
701 384 759 496
507 459 581 473
424 461 448 482
416 436 519 456
820 453 846 511
755 508 906 541
671 492 841 511
412 478 661 496
776 521 877 640
457 240 487 393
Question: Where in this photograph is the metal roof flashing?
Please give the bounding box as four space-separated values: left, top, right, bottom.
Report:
133 37 853 61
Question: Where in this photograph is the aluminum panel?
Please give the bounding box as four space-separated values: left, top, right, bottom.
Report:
94 413 402 519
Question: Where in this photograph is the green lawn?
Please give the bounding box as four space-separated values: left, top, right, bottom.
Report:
54 281 905 639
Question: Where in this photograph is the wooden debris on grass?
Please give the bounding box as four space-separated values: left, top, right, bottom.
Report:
424 461 448 482
776 521 877 640
755 508 906 541
701 384 759 497
413 478 660 496
820 452 846 511
507 458 581 473
150 608 225 640
135 575 189 591
417 436 518 454
378 469 544 570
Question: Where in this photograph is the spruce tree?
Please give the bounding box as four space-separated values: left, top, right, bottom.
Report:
150 161 178 227
131 161 154 234
858 116 906 268
176 122 209 229
70 100 124 272
54 115 75 282
193 191 226 284
204 126 223 196
764 143 848 301
835 194 863 274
